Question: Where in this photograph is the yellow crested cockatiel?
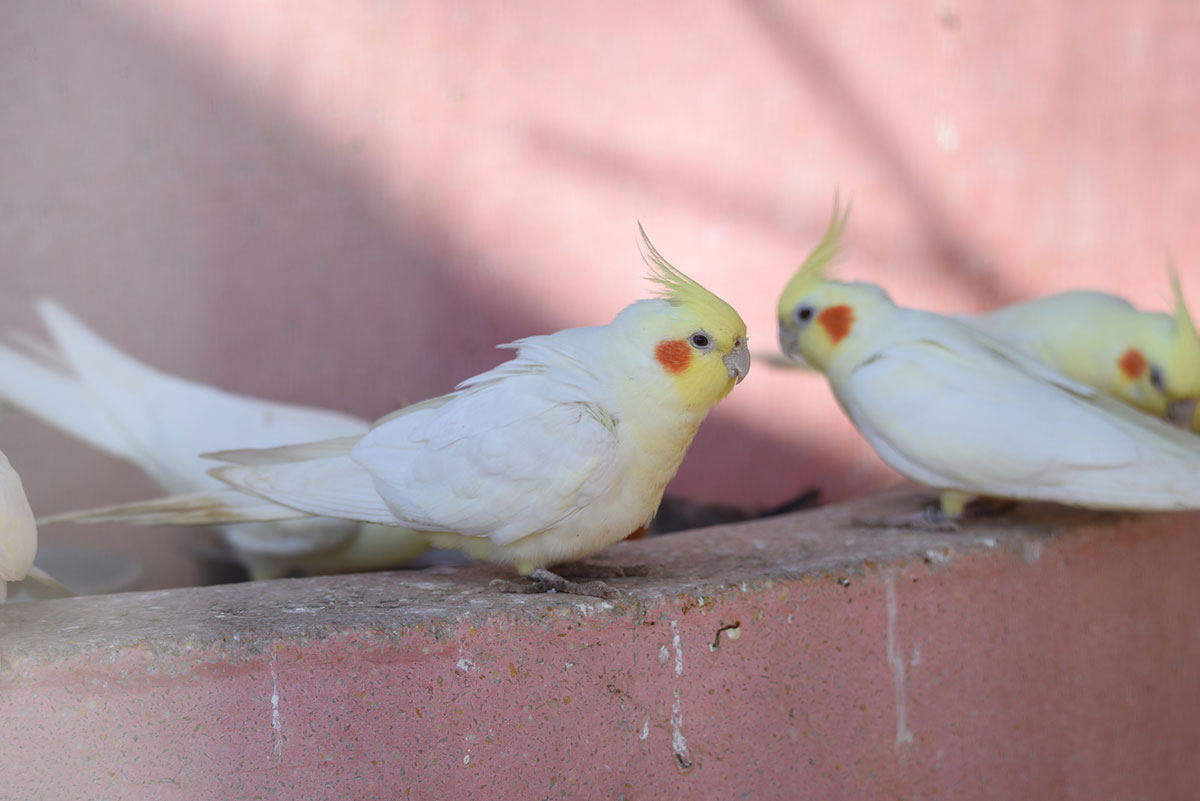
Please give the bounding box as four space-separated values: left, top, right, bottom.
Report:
777 197 1200 523
969 268 1200 430
50 227 750 596
0 301 431 580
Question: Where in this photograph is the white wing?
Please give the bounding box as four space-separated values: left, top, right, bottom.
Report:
212 454 401 526
166 326 623 545
353 375 621 545
839 317 1200 508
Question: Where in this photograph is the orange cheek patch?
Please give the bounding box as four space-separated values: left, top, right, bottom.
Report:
818 304 855 344
1118 347 1148 380
655 339 692 374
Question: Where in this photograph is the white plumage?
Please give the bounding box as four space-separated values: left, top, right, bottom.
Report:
827 300 1200 510
48 239 751 594
0 448 37 601
0 301 430 579
777 197 1200 518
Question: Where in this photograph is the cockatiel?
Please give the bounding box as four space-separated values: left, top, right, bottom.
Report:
0 448 37 601
777 197 1200 522
969 268 1200 429
0 301 431 580
51 228 750 596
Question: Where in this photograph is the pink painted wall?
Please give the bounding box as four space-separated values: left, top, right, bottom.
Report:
3 2 1198 587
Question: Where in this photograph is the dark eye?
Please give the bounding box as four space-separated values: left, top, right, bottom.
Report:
1150 365 1166 393
795 305 814 324
689 332 711 349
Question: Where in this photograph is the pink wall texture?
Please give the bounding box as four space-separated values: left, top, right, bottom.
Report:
3 2 1198 588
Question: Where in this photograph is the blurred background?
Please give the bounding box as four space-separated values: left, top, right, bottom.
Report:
2 1 1198 592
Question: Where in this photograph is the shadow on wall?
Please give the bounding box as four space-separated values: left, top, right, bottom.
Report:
0 3 839 590
527 0 1018 308
740 0 1013 301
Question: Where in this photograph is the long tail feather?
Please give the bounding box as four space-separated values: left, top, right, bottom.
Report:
0 338 133 460
204 436 360 466
19 566 75 599
38 489 310 527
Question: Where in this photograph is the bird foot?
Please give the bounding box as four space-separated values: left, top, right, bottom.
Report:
490 567 621 599
550 561 652 580
852 502 961 532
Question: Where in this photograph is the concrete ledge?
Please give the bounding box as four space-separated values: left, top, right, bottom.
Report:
3 490 1199 799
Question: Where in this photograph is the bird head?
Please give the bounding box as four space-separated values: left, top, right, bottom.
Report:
1160 265 1200 427
776 196 890 372
1106 265 1200 426
623 225 749 411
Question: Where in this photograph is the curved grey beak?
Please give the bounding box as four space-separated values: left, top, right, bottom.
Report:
1167 398 1199 429
777 323 810 368
724 337 750 384
777 323 798 359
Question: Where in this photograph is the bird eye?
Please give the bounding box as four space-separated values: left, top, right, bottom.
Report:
1150 365 1166 393
794 305 815 324
689 332 712 350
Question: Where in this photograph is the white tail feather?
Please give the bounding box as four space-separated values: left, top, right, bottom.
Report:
38 488 310 527
0 336 134 461
213 457 400 525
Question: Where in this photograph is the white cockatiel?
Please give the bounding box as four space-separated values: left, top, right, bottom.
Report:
969 267 1200 429
0 301 431 579
777 197 1200 521
53 228 751 596
0 448 38 601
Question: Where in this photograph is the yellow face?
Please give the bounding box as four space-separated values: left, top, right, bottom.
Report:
1108 343 1170 413
777 281 890 372
1105 335 1200 429
651 310 749 408
776 194 856 372
638 225 750 410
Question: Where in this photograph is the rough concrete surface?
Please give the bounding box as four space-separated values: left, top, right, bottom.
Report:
2 490 1199 800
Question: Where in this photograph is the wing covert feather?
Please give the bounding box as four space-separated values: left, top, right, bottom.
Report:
840 339 1141 492
353 378 620 545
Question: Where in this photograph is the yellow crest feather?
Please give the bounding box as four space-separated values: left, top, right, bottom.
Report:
638 223 743 328
1167 258 1200 392
777 193 852 317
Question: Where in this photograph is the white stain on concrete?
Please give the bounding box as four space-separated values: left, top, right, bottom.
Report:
455 658 474 672
885 572 915 747
640 717 650 741
670 621 684 677
924 547 951 565
1022 539 1044 564
573 600 616 616
269 651 283 760
668 620 692 769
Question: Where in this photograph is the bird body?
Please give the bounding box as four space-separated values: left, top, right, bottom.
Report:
778 198 1200 517
0 449 37 601
969 277 1200 426
49 229 750 593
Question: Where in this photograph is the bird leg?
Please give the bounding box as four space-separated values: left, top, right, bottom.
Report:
1167 398 1198 429
491 567 621 599
549 561 651 579
851 501 961 532
852 490 1019 532
852 489 973 532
